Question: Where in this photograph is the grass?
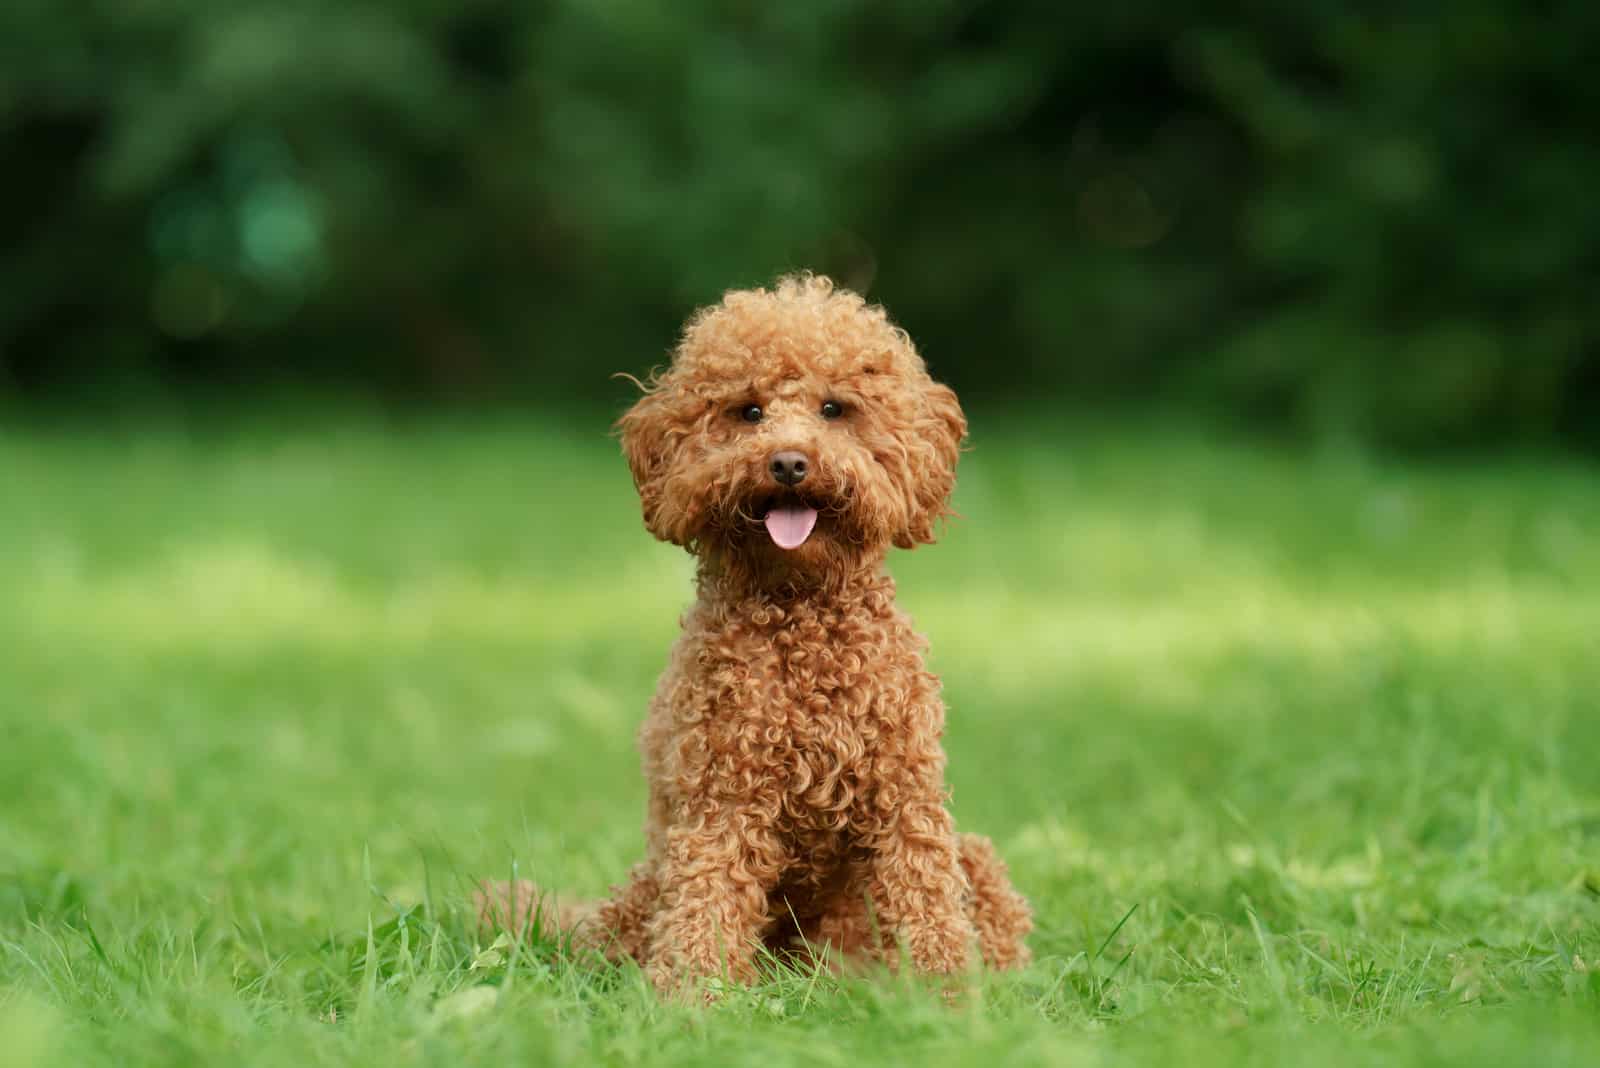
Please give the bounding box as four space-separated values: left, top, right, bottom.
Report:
2 410 1598 1066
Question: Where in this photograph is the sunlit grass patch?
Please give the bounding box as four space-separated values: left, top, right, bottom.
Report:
18 538 689 653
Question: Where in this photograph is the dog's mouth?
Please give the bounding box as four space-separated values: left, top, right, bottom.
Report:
755 494 820 551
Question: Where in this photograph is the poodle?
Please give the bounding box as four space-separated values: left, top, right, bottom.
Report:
479 274 1031 996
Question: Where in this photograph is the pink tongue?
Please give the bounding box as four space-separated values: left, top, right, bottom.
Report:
763 504 818 550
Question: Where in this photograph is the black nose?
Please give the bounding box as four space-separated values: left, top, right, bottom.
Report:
769 450 810 486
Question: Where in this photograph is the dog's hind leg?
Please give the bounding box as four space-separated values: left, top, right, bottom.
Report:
805 836 1033 973
474 863 660 963
958 833 1032 970
473 879 600 944
580 862 661 963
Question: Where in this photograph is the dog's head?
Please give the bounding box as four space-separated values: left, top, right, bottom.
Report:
617 274 966 584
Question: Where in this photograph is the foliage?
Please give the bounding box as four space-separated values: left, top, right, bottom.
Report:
2 5 1598 444
2 417 1598 1064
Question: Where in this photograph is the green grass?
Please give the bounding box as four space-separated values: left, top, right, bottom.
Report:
2 412 1598 1066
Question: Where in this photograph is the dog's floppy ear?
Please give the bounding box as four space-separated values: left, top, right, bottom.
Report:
894 376 968 548
615 376 678 542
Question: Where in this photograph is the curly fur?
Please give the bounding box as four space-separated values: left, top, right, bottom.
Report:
478 274 1030 995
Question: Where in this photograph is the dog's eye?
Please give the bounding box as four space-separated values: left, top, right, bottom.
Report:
820 401 845 420
739 404 763 424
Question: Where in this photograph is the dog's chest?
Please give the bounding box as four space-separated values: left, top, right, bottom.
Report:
690 601 921 814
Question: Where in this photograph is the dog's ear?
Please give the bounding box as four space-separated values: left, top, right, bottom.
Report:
894 376 967 548
615 378 678 542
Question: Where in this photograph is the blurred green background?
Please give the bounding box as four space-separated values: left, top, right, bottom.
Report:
5 2 1598 445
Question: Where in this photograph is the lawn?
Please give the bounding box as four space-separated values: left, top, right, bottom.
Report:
2 411 1597 1066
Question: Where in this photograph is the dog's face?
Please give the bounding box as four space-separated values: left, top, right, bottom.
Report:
617 276 966 582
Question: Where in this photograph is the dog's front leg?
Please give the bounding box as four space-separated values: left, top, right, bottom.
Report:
642 804 784 998
867 795 977 977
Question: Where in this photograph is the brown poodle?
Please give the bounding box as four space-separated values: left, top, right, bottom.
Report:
480 274 1030 996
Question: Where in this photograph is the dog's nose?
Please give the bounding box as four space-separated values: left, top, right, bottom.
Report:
769 451 810 486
